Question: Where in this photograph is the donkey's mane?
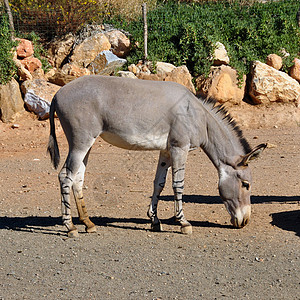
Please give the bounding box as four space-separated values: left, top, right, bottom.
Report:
201 97 252 154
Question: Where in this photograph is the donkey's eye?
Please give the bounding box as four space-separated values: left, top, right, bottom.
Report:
241 180 250 190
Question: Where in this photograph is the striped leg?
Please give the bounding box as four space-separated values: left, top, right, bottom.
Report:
73 158 96 234
59 149 90 237
170 146 192 235
59 163 78 238
148 150 171 231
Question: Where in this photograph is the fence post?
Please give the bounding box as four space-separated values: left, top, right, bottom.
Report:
142 3 148 61
4 0 15 40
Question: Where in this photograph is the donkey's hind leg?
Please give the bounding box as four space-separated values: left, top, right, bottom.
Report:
59 148 91 237
148 150 171 232
72 150 96 234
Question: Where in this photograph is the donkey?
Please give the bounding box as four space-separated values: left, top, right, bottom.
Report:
47 75 266 237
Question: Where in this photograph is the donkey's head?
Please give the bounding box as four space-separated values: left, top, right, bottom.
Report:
218 144 267 228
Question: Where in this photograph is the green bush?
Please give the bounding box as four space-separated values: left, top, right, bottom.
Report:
108 0 300 77
0 14 17 84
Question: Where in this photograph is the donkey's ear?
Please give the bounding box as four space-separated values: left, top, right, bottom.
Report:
239 143 268 166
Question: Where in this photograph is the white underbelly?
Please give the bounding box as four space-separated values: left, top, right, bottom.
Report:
100 131 168 150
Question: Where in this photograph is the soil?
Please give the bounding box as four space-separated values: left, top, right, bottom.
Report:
0 109 299 300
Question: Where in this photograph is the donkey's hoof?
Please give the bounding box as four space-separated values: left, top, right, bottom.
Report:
181 224 192 235
86 226 97 233
68 229 79 238
151 223 163 232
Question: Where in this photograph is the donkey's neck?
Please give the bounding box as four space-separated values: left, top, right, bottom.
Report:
200 104 249 170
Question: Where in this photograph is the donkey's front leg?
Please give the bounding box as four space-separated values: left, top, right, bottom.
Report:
148 150 171 231
170 146 192 235
73 163 96 234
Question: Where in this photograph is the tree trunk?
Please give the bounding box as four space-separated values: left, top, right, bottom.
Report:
3 0 15 40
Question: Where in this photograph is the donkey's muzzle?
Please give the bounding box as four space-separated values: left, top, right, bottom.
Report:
230 205 251 228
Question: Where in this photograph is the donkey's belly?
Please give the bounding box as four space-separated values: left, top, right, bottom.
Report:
100 131 168 150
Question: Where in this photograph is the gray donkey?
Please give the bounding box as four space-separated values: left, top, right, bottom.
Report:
48 75 266 238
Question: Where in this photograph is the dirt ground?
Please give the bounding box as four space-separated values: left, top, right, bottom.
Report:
0 108 299 300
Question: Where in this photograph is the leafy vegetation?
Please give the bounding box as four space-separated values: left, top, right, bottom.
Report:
0 14 17 84
108 0 300 77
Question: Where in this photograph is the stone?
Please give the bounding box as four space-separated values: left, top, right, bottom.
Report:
249 60 300 106
212 42 230 66
61 63 91 77
47 33 75 68
156 62 176 78
117 71 137 79
128 64 139 75
20 56 43 73
70 33 111 67
16 38 34 58
195 65 246 105
165 65 196 94
137 73 163 81
87 50 126 75
21 79 61 119
289 58 300 82
13 51 33 81
266 54 282 70
0 78 24 123
104 30 131 58
47 70 76 86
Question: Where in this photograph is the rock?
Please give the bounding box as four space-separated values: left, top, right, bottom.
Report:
16 38 34 58
104 30 131 58
165 65 196 94
117 71 137 79
196 65 246 105
128 64 139 75
212 42 230 66
0 78 25 123
266 54 282 70
70 33 111 68
47 33 75 68
249 60 300 106
47 70 76 86
20 56 43 73
137 73 163 81
87 50 126 75
61 63 91 77
21 79 61 119
156 62 176 78
13 51 33 81
289 58 300 82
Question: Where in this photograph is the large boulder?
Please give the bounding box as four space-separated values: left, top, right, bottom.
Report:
195 65 246 105
249 60 300 105
164 65 196 94
104 30 131 58
70 33 111 67
0 78 25 123
47 33 75 68
87 50 126 75
21 79 61 119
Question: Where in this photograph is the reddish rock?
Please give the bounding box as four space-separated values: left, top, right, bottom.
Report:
289 58 300 82
16 38 34 58
20 57 42 73
266 54 282 70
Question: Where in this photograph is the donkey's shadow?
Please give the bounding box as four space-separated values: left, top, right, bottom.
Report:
0 195 299 236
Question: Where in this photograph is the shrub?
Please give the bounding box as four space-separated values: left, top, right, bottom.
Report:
108 0 300 77
0 14 17 84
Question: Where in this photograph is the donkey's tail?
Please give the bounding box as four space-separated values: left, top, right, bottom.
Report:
47 95 60 169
